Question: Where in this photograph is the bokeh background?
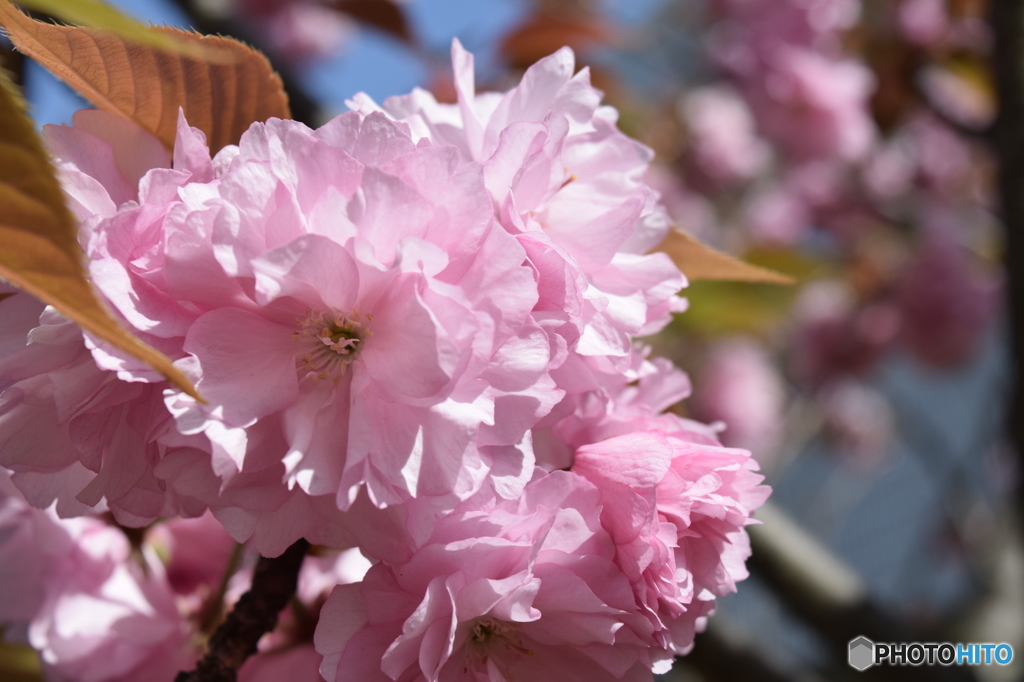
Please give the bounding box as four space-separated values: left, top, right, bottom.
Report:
3 0 1019 680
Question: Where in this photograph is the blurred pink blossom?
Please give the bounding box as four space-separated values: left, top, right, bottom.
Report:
742 183 811 244
897 224 999 368
899 0 949 46
232 0 355 63
712 0 861 62
752 48 877 162
681 85 770 184
863 112 975 198
820 380 895 467
644 168 719 243
263 3 355 63
910 113 974 191
0 473 196 681
792 281 901 386
692 338 786 459
862 135 918 200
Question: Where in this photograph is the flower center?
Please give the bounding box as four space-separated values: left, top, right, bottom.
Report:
463 617 534 675
293 307 370 382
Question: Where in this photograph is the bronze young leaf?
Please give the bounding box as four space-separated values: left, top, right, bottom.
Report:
0 69 201 399
0 0 290 153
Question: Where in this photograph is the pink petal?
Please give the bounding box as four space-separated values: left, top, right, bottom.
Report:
183 308 300 425
252 234 360 311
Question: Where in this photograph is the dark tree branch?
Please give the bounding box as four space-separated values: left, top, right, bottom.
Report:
990 8 1024 679
176 539 310 682
992 0 1024 528
748 504 981 682
683 621 825 682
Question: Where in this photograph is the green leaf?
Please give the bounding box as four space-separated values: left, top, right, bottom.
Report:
675 280 800 337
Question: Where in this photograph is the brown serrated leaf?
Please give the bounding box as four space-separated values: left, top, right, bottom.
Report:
0 69 201 400
657 230 796 285
0 1 290 153
13 0 234 60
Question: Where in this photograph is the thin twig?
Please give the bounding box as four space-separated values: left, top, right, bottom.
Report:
198 542 246 636
176 539 310 682
749 503 982 682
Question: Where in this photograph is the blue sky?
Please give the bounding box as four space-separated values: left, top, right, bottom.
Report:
22 0 529 127
19 0 672 127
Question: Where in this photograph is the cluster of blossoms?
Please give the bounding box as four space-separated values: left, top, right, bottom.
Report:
659 0 1001 470
0 42 768 680
687 0 876 242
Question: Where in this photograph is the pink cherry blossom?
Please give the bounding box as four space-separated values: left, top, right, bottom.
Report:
5 46 696 566
0 112 221 527
350 40 687 360
132 111 553 512
532 345 719 471
0 289 206 525
571 431 769 658
239 645 326 682
53 107 556 539
0 24 791 677
0 472 196 681
315 470 661 681
7 104 557 554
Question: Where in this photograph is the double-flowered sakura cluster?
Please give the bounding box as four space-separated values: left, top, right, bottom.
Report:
0 41 768 681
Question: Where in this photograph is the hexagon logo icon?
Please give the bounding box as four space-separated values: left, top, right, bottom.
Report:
849 636 875 671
